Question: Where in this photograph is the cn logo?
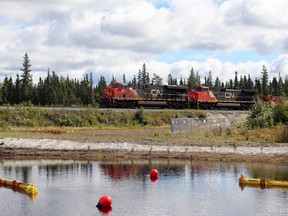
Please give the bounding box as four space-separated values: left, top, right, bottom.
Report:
151 89 162 96
225 92 235 98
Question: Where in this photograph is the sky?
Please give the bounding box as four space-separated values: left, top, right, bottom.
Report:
1 0 288 85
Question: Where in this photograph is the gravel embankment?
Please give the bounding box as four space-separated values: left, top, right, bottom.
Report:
1 137 287 163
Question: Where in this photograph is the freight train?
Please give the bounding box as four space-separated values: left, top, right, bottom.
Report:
100 81 257 109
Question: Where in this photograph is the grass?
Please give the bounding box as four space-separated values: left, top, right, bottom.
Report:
231 124 288 144
0 106 287 146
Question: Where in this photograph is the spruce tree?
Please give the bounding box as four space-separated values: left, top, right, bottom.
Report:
284 75 288 96
234 71 238 89
168 74 173 85
89 72 95 106
15 74 21 104
179 75 184 85
247 75 253 90
20 53 33 102
261 65 269 96
1 76 9 104
271 77 277 96
206 71 213 88
278 73 284 96
187 67 197 90
214 77 221 88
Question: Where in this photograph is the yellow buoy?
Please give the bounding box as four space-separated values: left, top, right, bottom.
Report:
0 178 38 200
239 174 288 189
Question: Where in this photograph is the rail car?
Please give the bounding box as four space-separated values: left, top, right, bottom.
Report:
100 82 257 109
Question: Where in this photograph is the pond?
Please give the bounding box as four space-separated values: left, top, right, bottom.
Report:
0 159 287 216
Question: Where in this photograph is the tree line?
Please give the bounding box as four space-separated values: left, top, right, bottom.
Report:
0 53 288 107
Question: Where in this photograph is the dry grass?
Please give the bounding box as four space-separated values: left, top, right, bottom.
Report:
0 124 287 148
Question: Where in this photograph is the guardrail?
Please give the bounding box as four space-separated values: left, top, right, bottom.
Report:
171 117 237 136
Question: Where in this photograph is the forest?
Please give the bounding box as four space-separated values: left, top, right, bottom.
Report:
0 53 288 107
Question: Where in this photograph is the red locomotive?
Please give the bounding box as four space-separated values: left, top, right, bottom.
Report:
101 82 188 108
100 81 257 109
188 86 257 109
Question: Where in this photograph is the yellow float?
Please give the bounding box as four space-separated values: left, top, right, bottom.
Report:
0 178 38 200
239 174 288 189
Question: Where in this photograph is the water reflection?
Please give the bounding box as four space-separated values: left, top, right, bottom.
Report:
0 159 287 216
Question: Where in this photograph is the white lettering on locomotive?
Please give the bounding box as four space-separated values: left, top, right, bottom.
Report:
151 89 162 97
225 92 235 98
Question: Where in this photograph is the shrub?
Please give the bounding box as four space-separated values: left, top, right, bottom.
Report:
187 110 208 118
273 100 288 125
246 101 274 128
134 107 152 125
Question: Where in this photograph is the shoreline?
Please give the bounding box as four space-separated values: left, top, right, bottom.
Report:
1 138 288 163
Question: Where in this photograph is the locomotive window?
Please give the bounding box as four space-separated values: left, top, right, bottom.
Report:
112 83 119 88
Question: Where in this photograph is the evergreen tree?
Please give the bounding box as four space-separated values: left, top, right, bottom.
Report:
89 72 95 106
37 77 45 105
196 71 201 86
261 65 269 96
271 77 277 96
51 70 60 105
255 78 262 95
96 75 107 102
142 63 150 84
14 74 21 104
152 73 163 85
239 76 244 89
284 74 288 96
247 75 253 90
179 75 184 85
137 69 142 88
43 69 52 105
214 77 221 88
123 74 126 83
1 76 9 104
206 71 213 88
187 67 197 89
132 75 137 87
168 74 173 85
7 77 14 104
229 79 233 88
20 53 33 102
234 71 238 89
278 73 284 96
243 75 247 89
167 74 177 85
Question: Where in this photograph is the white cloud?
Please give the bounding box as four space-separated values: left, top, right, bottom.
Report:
0 0 288 85
271 55 288 78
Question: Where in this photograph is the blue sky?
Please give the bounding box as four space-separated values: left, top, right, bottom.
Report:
0 0 288 84
157 50 278 64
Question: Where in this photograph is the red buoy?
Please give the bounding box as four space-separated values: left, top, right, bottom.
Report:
150 169 159 178
96 195 112 209
150 176 158 183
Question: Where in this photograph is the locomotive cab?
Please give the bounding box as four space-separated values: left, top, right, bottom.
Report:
188 86 218 109
101 82 142 108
